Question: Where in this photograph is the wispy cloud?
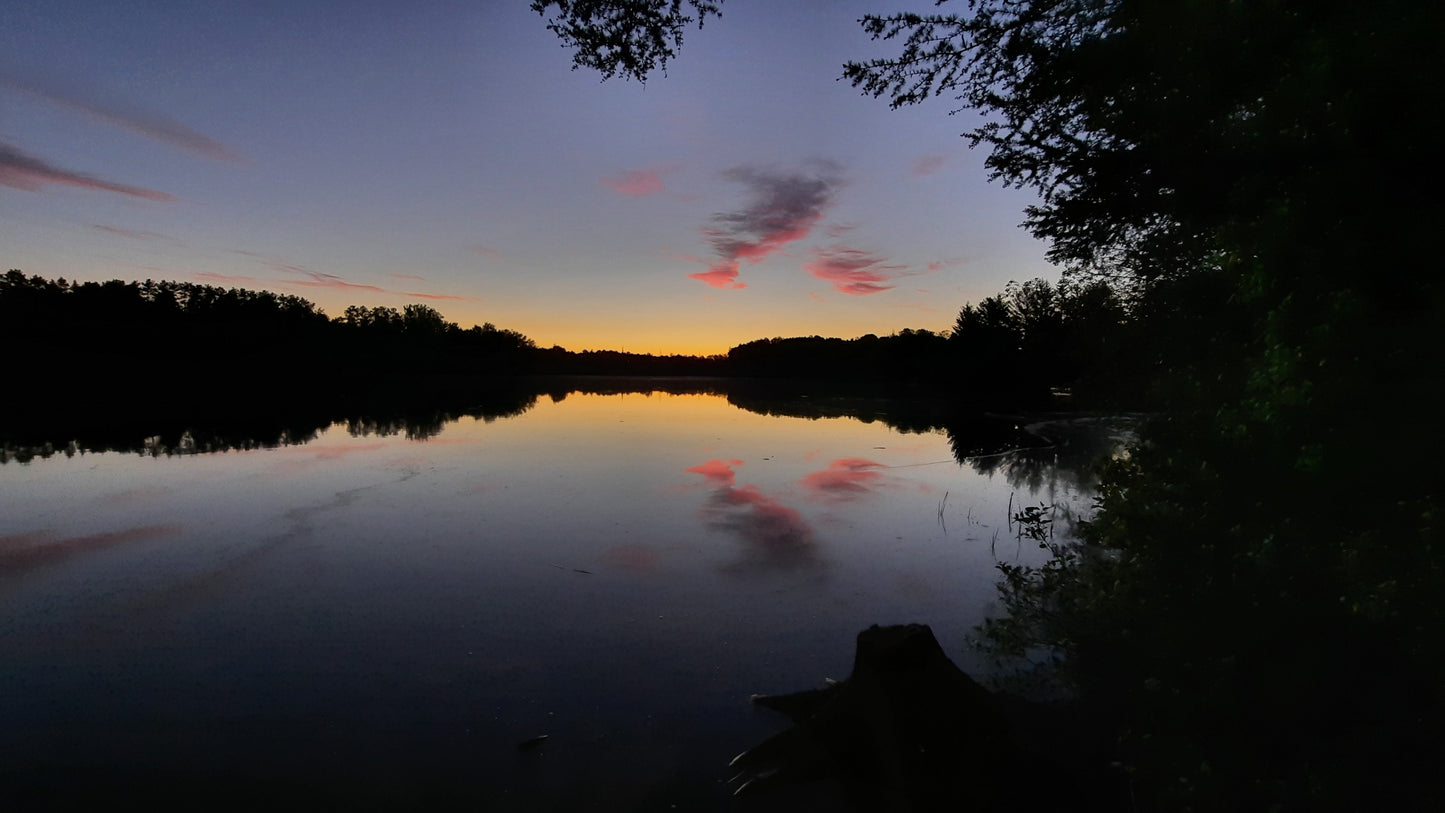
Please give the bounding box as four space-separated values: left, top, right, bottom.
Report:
926 257 966 272
911 153 949 176
93 224 179 243
401 290 478 302
1 69 243 162
472 245 503 260
284 273 390 295
230 253 477 302
193 271 261 285
687 161 842 290
804 246 906 296
0 141 174 200
602 162 682 197
602 168 663 197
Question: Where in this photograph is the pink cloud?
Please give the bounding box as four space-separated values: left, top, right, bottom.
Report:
402 290 478 302
803 247 906 296
687 261 747 290
687 162 842 289
801 458 889 503
0 141 174 200
911 153 949 176
472 245 503 259
926 257 966 272
602 168 665 197
390 272 427 281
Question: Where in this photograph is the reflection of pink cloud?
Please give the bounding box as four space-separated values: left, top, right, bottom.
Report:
602 543 660 572
801 458 889 502
603 168 665 196
714 485 813 543
804 247 905 296
304 442 389 461
0 525 183 572
687 459 817 572
687 261 746 290
912 153 949 176
684 458 744 486
96 487 169 506
0 141 174 200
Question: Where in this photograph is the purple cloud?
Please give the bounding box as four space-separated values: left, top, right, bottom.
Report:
911 153 949 176
1 69 243 162
686 161 842 289
93 224 178 242
0 141 174 200
603 168 665 197
803 246 907 296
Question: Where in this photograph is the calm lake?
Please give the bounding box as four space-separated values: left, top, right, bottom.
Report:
0 383 1122 810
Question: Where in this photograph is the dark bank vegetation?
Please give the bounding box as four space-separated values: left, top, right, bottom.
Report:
2 265 1147 457
539 0 1444 809
847 1 1443 810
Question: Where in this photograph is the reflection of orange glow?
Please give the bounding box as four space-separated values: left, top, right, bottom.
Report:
801 458 888 503
0 525 183 572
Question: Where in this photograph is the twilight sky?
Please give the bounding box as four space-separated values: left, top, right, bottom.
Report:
0 0 1056 355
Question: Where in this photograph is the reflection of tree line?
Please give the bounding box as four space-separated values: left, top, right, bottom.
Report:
1 387 540 464
2 364 1128 500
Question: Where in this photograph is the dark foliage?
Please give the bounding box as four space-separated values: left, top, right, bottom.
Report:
844 1 1443 809
530 0 721 82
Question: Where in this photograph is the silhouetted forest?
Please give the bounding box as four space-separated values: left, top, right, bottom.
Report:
3 268 1148 417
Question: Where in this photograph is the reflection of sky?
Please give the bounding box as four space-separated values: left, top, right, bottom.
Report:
0 391 1105 806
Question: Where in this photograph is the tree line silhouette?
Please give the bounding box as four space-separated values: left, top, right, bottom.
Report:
2 268 1153 420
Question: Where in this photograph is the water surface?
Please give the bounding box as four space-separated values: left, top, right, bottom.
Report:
0 388 1107 809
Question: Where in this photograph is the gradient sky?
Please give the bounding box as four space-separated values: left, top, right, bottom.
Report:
1 0 1056 355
